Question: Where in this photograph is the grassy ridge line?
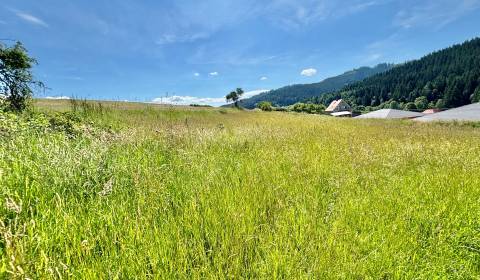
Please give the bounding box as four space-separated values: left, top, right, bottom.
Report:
1 103 480 278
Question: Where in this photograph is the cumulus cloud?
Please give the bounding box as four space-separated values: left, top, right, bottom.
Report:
301 68 317 77
151 89 269 107
44 96 71 100
260 76 268 81
194 72 200 77
152 95 225 106
13 10 48 27
209 72 219 76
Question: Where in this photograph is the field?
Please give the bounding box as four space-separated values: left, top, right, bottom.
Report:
1 100 480 279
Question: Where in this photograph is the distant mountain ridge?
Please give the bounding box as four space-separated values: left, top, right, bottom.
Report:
315 37 480 110
240 63 394 109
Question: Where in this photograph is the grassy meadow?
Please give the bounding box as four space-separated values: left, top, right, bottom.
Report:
1 99 480 279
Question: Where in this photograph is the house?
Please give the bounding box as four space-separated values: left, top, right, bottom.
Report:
325 99 351 113
415 103 480 122
422 109 441 114
355 109 424 119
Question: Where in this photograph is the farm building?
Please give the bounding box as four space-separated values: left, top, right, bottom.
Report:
325 99 351 113
415 103 480 122
356 109 424 119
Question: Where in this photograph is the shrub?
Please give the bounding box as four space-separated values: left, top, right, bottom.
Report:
404 102 417 111
257 101 273 111
414 96 429 111
290 103 325 114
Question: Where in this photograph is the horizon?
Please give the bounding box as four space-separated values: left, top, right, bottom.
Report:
1 0 480 106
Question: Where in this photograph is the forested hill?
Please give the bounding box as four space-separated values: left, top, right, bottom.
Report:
314 38 480 110
240 64 394 109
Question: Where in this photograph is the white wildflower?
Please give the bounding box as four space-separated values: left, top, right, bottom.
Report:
99 178 114 197
5 198 22 214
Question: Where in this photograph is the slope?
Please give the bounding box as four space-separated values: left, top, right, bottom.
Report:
240 64 394 109
317 38 480 110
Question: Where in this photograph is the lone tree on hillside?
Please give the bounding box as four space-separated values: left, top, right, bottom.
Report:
226 88 244 108
0 41 43 111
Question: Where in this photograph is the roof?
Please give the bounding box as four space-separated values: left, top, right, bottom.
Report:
415 103 480 122
326 100 342 112
355 109 424 119
331 111 352 117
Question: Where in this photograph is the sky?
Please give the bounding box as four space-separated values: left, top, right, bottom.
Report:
1 0 480 106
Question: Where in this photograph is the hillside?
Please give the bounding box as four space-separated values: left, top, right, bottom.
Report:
315 38 480 110
240 64 394 109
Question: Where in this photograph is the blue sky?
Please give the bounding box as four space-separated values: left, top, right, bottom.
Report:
1 0 480 106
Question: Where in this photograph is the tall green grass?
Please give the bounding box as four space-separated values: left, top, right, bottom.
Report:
1 102 479 278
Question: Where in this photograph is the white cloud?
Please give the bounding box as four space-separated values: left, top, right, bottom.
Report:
14 10 48 28
209 72 219 76
394 0 480 29
264 0 383 30
152 95 225 106
151 89 269 107
44 96 71 100
155 32 209 45
260 76 268 81
301 68 317 77
194 72 200 77
242 89 269 99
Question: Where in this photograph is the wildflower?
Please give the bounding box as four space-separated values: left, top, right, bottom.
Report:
5 198 22 214
99 178 114 197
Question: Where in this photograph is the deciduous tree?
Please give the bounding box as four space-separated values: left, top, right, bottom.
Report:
0 42 43 112
226 88 244 108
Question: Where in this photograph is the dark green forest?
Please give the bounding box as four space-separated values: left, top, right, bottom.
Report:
240 64 394 109
313 38 480 111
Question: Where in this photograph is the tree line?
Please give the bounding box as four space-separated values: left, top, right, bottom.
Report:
311 38 480 111
240 64 394 109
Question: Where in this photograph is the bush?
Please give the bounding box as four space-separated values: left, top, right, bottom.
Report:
435 99 446 109
414 96 429 111
290 103 325 114
389 101 400 109
404 102 417 111
0 110 107 138
257 101 273 111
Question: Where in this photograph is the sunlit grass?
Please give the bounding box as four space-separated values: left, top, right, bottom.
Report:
1 101 479 278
